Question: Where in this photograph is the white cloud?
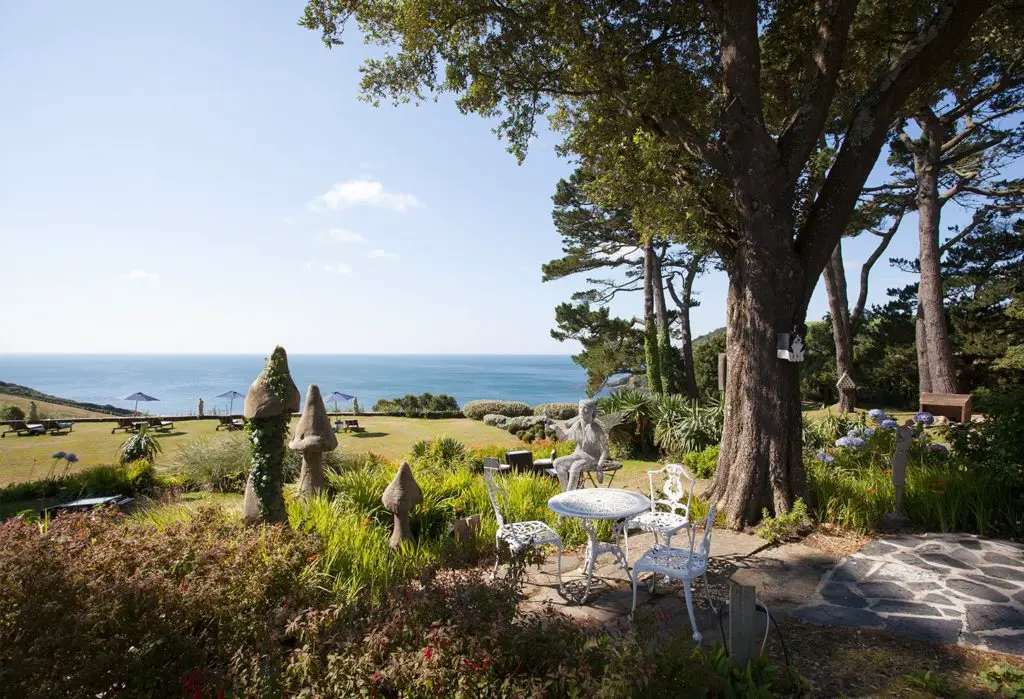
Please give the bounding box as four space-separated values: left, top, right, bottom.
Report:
124 269 159 281
323 263 352 275
304 261 314 269
368 249 398 259
283 216 296 226
326 227 367 244
310 179 421 213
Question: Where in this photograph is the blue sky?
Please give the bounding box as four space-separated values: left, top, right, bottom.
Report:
0 1 982 354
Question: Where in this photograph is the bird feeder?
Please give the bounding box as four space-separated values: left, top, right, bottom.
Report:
776 331 805 362
836 372 857 391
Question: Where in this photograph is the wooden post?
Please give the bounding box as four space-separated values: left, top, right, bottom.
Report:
728 582 757 666
717 353 728 393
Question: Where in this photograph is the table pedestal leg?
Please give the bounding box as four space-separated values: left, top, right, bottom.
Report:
580 519 629 603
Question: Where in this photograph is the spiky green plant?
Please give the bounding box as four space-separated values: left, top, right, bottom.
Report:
652 395 723 457
118 425 162 465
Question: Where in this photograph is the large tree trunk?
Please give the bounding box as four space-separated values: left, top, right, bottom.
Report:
916 304 933 393
709 234 805 529
680 260 700 401
823 240 857 412
642 239 664 394
913 113 958 394
651 246 675 394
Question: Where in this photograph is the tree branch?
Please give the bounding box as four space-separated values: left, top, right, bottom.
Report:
777 0 859 181
939 206 988 254
850 213 903 330
795 0 991 305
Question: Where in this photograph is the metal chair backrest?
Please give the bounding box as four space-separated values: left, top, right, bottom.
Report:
646 463 695 518
482 458 508 528
682 505 716 573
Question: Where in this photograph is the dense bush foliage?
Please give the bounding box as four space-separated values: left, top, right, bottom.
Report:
682 445 720 479
804 408 1024 537
0 508 798 698
372 392 460 415
0 403 25 421
463 399 533 420
692 329 726 402
0 461 164 506
118 424 162 465
597 390 723 460
532 402 578 419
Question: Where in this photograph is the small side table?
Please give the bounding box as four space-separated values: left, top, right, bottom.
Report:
547 488 651 602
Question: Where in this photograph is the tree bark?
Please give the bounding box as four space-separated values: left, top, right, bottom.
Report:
709 247 805 528
642 239 663 394
651 245 674 394
680 260 701 400
823 240 857 412
916 304 933 393
912 112 959 394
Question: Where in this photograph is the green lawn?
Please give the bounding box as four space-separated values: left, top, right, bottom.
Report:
0 416 523 486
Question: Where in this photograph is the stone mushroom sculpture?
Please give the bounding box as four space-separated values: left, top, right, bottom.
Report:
242 346 301 525
381 461 423 548
291 384 338 497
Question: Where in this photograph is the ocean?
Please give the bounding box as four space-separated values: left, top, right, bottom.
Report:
0 354 588 416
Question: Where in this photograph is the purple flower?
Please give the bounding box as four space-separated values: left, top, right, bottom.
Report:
836 436 867 449
51 451 67 459
880 419 898 430
847 428 861 438
65 453 78 463
914 412 935 426
927 443 948 455
815 452 835 463
868 409 887 423
864 427 876 437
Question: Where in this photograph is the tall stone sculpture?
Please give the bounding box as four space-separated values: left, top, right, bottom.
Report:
198 398 204 418
880 419 915 531
28 401 38 421
552 399 609 490
291 385 338 497
242 346 301 524
381 462 423 548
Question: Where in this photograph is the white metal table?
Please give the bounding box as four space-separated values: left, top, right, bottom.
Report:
548 488 652 602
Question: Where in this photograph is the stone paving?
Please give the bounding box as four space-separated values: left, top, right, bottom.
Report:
793 533 1024 655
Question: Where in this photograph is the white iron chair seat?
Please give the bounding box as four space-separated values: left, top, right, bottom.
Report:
628 510 689 539
633 544 707 579
498 520 561 552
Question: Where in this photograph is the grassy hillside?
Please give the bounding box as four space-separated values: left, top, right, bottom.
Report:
0 382 130 417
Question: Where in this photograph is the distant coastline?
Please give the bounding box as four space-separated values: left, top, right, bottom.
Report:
0 354 588 416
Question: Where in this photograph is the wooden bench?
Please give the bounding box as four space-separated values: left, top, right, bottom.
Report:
920 392 973 423
336 419 364 433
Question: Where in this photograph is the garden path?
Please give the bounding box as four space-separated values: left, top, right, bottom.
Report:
793 534 1024 655
516 530 1024 656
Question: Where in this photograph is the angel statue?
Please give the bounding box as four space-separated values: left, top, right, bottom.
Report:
549 399 623 490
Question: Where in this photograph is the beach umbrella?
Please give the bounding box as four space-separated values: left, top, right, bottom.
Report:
123 392 159 415
325 392 355 412
216 390 245 415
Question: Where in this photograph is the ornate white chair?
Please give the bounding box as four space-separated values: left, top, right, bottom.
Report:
630 505 717 642
625 463 695 553
482 459 563 589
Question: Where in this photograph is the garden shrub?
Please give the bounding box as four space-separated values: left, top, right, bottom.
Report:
372 392 459 415
0 462 165 506
482 413 508 427
805 414 1024 537
532 402 578 419
756 498 809 544
682 445 720 479
0 403 25 421
463 399 532 420
168 433 252 492
653 395 724 457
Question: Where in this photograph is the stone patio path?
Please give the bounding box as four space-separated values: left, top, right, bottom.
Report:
516 528 1024 657
793 534 1024 655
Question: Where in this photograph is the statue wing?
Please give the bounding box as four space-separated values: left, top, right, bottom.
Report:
596 410 625 433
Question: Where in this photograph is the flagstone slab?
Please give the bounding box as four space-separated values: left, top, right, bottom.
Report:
794 533 1024 655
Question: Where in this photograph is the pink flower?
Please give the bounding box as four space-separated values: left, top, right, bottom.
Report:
422 646 434 661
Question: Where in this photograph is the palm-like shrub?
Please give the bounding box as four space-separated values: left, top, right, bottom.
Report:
597 389 655 455
118 425 162 465
653 395 724 457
